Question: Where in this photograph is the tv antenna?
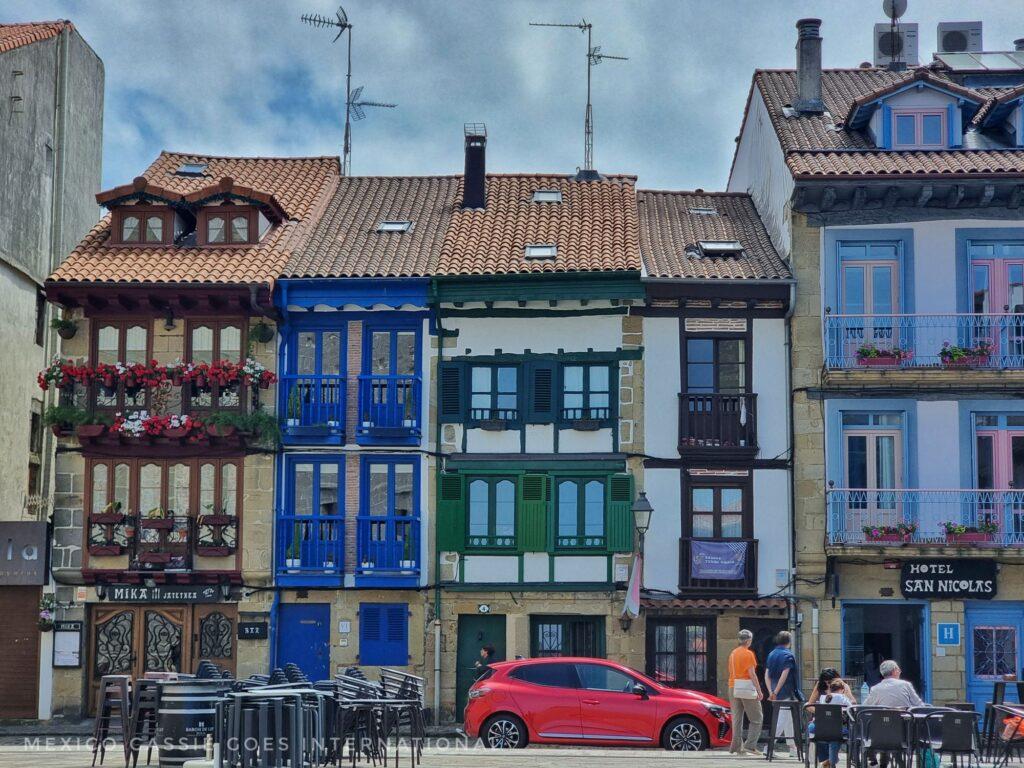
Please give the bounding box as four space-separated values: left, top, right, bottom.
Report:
529 19 628 177
302 6 396 174
882 0 908 71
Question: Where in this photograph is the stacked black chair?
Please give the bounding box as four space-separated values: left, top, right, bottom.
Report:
91 675 132 767
992 704 1024 768
127 679 159 768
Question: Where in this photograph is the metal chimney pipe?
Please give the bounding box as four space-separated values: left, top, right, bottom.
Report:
462 123 487 210
794 18 825 114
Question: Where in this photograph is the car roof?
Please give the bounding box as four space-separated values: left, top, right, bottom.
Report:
492 657 630 669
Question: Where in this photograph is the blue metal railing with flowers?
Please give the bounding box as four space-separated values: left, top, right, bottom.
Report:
826 488 1024 546
823 313 1024 369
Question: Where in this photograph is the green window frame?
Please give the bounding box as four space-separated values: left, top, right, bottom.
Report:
561 363 612 422
530 615 606 658
466 476 517 549
469 365 519 423
554 477 606 549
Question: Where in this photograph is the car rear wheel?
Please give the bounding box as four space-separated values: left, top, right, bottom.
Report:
662 715 708 751
481 714 528 749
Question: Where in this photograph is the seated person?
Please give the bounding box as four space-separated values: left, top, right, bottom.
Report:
811 678 852 768
864 660 924 708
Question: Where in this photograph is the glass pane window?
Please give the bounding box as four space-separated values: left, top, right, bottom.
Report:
467 477 516 547
145 216 163 243
531 616 604 658
169 464 189 517
92 463 108 512
895 114 916 146
973 626 1017 678
496 368 517 413
207 216 226 244
893 110 946 148
921 113 944 145
97 326 119 365
396 332 415 376
686 338 746 394
556 478 606 547
200 463 216 514
221 464 237 515
689 484 747 539
468 480 488 539
372 332 390 375
318 465 337 516
294 464 314 517
369 464 388 516
297 332 316 375
114 464 130 511
220 326 241 361
562 364 612 420
394 464 413 517
140 464 163 516
191 326 214 365
322 332 342 376
230 216 249 243
470 367 518 420
126 326 147 364
122 215 141 243
495 480 515 538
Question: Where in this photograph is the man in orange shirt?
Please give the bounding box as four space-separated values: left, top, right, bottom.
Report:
728 628 765 755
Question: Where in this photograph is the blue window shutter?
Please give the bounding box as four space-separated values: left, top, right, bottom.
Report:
947 103 959 147
359 602 408 666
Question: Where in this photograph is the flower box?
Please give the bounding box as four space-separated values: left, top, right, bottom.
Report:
89 513 126 526
136 551 172 564
858 355 903 368
479 418 510 431
75 424 107 439
943 354 991 368
207 424 236 438
945 532 995 544
570 418 602 431
51 424 72 438
199 515 233 527
163 427 190 439
865 533 910 543
89 544 125 556
195 546 234 557
140 518 174 530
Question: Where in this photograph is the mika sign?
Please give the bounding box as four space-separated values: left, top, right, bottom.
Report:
900 559 997 599
0 521 48 585
105 584 221 603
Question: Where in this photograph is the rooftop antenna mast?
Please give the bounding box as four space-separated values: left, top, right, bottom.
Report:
302 6 396 174
882 0 909 71
529 18 628 177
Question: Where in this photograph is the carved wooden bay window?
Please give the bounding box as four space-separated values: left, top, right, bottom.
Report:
186 319 246 412
112 207 173 246
92 318 152 412
85 457 242 567
198 206 259 246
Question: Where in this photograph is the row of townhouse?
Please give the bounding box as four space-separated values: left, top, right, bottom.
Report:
26 126 793 722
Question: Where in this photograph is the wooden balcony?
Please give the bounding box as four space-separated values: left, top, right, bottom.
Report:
679 537 758 595
678 393 758 461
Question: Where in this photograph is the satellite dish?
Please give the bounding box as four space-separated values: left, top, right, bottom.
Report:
883 0 907 20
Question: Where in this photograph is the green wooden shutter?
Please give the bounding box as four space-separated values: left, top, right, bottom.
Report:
436 473 465 551
525 362 558 423
438 362 464 422
606 473 635 552
517 474 549 552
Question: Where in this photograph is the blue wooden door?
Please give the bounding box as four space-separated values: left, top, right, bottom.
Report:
966 603 1024 711
277 603 331 681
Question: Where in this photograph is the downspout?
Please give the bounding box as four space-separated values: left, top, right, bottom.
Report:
267 282 289 672
431 278 444 722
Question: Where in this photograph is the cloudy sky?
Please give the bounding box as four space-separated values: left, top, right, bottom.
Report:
5 1 1024 190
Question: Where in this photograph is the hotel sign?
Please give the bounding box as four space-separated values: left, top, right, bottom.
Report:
900 559 997 599
0 521 48 585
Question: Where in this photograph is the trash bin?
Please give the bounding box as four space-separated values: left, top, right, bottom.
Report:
157 679 230 768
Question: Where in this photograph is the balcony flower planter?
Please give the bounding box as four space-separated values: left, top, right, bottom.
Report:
865 533 911 543
570 418 602 431
170 372 183 387
199 514 233 527
945 532 995 544
196 546 234 557
140 518 174 531
51 424 72 438
89 544 125 556
207 423 236 438
89 512 126 526
858 355 903 368
479 418 509 431
162 427 189 439
942 355 991 368
136 551 172 564
75 424 107 439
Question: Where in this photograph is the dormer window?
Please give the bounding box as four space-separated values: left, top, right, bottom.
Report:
198 206 259 246
113 208 172 246
893 108 947 149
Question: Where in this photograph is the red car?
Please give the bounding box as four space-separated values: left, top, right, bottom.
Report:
464 656 731 750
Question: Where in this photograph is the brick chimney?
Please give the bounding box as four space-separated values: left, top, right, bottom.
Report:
462 123 487 210
794 18 824 114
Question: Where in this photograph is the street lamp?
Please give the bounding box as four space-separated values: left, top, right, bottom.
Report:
620 491 654 632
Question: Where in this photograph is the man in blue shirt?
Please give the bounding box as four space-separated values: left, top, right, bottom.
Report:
765 630 801 754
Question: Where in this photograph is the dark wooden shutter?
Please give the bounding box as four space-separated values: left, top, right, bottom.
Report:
526 362 558 423
436 473 465 551
438 362 464 422
606 473 635 552
518 474 549 552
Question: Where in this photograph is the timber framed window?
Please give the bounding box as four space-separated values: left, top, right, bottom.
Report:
467 477 517 549
469 366 519 423
112 208 173 246
198 206 259 246
92 319 152 412
555 477 606 549
186 319 246 411
892 108 947 149
561 364 612 422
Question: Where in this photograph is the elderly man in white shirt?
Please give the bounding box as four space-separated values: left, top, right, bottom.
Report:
864 659 925 708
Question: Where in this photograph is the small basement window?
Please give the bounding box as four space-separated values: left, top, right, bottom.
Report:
697 240 744 257
525 244 557 259
532 189 563 203
377 220 413 233
175 162 208 176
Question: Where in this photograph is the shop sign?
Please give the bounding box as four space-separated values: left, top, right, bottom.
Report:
937 623 961 646
104 584 222 603
690 540 748 580
238 621 268 640
53 621 83 668
900 559 997 599
0 521 48 585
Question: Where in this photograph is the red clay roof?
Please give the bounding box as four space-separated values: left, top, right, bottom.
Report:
0 21 70 54
751 68 1024 179
637 191 791 280
49 152 339 286
438 174 642 275
285 175 460 278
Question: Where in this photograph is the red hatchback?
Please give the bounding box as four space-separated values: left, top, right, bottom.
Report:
464 657 731 751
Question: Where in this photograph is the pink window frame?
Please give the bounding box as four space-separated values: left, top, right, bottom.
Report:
891 108 947 149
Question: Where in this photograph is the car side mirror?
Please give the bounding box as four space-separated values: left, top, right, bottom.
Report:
632 684 648 699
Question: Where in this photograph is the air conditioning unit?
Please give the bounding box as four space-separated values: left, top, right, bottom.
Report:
874 22 919 67
936 21 983 54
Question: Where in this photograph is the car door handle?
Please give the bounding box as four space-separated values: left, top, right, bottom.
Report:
582 699 600 705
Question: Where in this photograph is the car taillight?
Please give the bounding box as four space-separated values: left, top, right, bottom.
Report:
468 686 492 700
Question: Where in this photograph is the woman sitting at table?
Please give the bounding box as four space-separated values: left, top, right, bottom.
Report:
809 678 854 768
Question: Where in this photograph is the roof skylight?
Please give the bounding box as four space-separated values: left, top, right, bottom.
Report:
697 240 744 257
175 162 208 176
377 220 413 233
532 189 563 203
688 207 718 216
525 244 557 259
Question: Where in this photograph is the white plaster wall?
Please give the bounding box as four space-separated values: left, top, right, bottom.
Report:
523 552 548 582
558 428 614 453
642 466 682 594
727 88 795 256
524 424 554 452
643 317 680 461
752 319 788 461
463 556 518 583
447 313 623 356
552 556 606 583
752 469 791 594
915 401 961 490
465 429 521 453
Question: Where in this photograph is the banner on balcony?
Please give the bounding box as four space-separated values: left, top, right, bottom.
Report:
690 540 747 581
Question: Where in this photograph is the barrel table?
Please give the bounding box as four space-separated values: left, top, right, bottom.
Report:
157 679 231 768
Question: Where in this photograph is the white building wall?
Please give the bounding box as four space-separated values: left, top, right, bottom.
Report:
642 317 680 461
753 469 791 594
641 466 682 594
752 318 788 461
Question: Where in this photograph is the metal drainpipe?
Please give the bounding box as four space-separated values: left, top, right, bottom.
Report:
268 283 288 672
431 282 444 722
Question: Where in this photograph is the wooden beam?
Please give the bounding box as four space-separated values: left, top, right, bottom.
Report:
86 294 108 310
820 187 837 212
793 187 807 209
979 184 996 208
1010 185 1024 210
116 293 137 311
882 186 900 209
946 184 965 209
851 187 868 210
916 185 934 207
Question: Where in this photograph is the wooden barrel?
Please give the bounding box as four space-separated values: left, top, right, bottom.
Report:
157 679 230 768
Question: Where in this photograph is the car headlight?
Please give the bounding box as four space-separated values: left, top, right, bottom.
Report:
704 703 728 717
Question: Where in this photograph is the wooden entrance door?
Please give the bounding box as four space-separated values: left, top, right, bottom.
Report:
0 586 41 718
88 604 237 713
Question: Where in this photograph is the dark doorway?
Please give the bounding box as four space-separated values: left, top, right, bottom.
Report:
741 617 789 725
645 617 717 694
455 614 506 719
842 602 926 699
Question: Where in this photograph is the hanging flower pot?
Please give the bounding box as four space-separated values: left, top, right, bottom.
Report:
207 423 236 438
252 321 275 344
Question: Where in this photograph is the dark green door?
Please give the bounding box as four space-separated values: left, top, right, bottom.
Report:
456 614 506 719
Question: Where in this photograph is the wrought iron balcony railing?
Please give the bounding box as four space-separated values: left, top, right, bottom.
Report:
824 313 1024 369
826 488 1024 546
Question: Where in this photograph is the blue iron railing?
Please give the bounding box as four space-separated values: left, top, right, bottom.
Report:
357 375 421 435
826 488 1024 546
276 514 345 574
823 313 1024 369
355 516 420 575
280 375 346 434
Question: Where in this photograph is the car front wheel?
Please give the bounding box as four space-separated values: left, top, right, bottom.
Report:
481 714 528 749
662 715 708 751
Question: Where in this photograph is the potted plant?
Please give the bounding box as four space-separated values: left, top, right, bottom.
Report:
141 507 174 530
285 528 303 571
166 360 185 387
862 522 916 543
50 316 78 340
855 344 913 367
43 404 90 437
400 535 416 570
943 520 998 544
38 594 56 632
287 385 302 428
940 340 992 368
252 321 275 344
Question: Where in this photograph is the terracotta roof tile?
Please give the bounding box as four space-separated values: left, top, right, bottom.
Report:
636 191 791 280
0 21 70 54
438 174 642 275
285 176 460 278
752 68 1024 179
49 152 339 286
